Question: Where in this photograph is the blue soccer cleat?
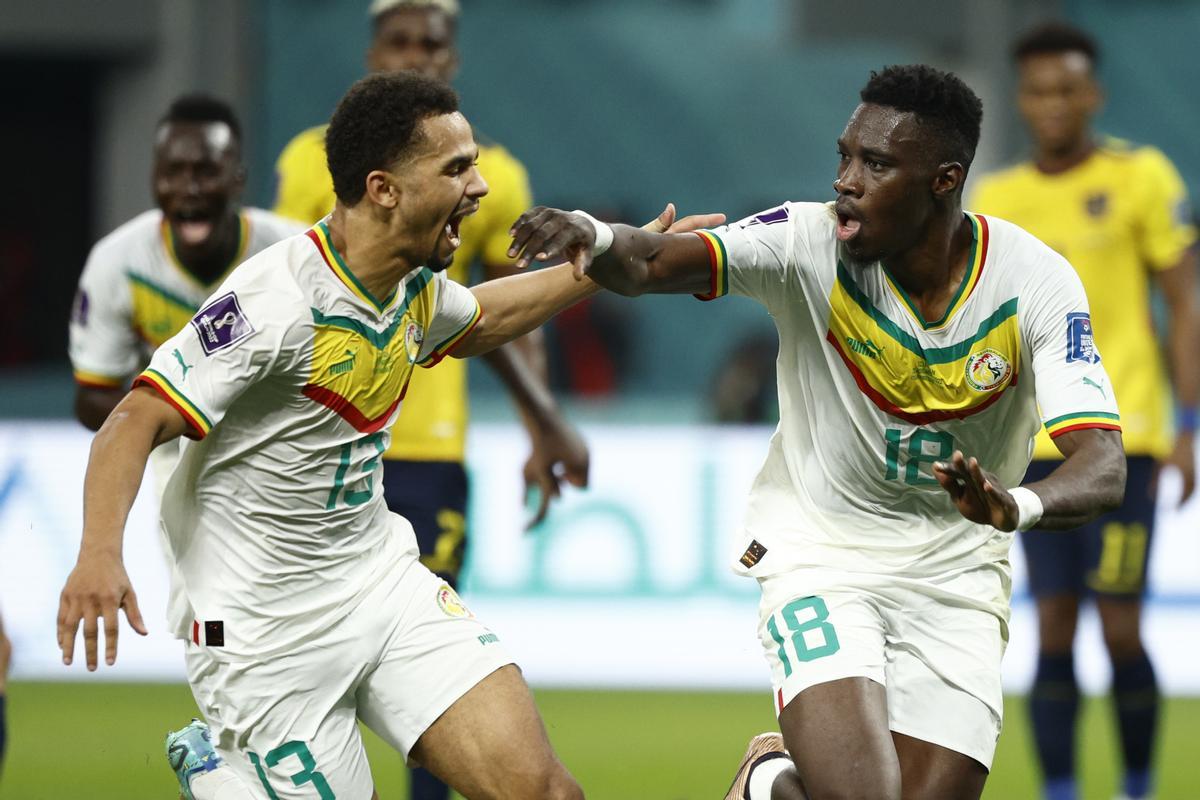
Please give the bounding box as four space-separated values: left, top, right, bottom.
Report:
165 718 224 800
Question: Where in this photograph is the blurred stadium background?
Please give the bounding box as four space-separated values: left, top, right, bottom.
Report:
2 0 1199 797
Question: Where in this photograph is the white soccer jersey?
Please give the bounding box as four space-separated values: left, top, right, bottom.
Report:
694 203 1120 590
134 220 483 658
69 207 305 388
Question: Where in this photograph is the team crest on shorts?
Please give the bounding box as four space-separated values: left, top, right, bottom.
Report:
436 583 473 618
964 348 1012 392
404 318 425 363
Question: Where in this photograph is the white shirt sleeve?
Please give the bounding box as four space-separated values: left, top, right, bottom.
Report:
134 280 301 438
416 271 482 367
1023 252 1122 442
68 243 138 387
692 203 807 310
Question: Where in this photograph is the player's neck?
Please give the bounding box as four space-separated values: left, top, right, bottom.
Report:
328 206 422 306
1034 136 1096 175
881 210 974 321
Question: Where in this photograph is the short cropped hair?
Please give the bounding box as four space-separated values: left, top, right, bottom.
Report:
1013 22 1099 67
159 94 242 143
859 64 983 171
325 71 460 206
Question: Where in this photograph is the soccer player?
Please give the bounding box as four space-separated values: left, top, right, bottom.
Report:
274 30 586 793
70 95 305 433
56 71 716 800
508 64 1128 800
969 23 1198 800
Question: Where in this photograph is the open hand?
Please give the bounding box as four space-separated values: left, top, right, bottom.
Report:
508 206 596 274
57 551 147 670
523 419 590 529
932 450 1019 531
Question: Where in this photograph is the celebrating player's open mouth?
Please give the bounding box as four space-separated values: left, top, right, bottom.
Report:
169 205 220 248
440 200 478 256
834 200 863 243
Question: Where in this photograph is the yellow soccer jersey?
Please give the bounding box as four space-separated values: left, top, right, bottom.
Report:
273 125 533 462
68 208 305 389
970 139 1196 458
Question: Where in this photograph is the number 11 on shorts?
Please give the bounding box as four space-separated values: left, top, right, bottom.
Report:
766 596 841 676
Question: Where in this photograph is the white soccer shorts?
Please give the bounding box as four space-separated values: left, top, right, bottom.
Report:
185 556 514 799
757 565 1009 770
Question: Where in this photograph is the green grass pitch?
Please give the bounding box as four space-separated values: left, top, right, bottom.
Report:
3 682 1198 798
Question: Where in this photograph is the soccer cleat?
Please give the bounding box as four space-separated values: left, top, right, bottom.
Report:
724 731 789 800
166 718 224 800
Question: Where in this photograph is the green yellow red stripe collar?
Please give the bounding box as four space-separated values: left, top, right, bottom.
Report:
307 220 398 314
882 213 988 331
159 212 250 290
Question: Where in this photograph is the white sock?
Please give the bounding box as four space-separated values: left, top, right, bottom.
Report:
747 754 793 800
189 765 258 800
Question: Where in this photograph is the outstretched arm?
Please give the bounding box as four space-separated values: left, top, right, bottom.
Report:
933 428 1126 532
506 206 723 296
456 205 726 354
57 387 189 669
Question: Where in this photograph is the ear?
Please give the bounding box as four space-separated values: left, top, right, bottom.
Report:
364 169 400 209
932 161 966 200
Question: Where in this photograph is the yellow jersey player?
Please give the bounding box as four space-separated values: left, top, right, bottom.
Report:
273 24 586 800
970 23 1198 800
511 64 1127 800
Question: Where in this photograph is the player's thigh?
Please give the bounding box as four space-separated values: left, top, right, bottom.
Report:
381 459 469 585
1085 455 1157 599
411 664 580 800
884 570 1006 778
892 732 987 800
186 642 371 799
355 565 577 799
779 676 900 800
758 575 900 798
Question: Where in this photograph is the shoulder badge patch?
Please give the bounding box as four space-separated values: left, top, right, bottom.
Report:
71 289 89 326
191 292 255 356
1065 312 1100 364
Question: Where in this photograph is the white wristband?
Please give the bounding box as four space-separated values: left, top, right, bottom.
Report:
1009 487 1044 532
570 210 614 256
